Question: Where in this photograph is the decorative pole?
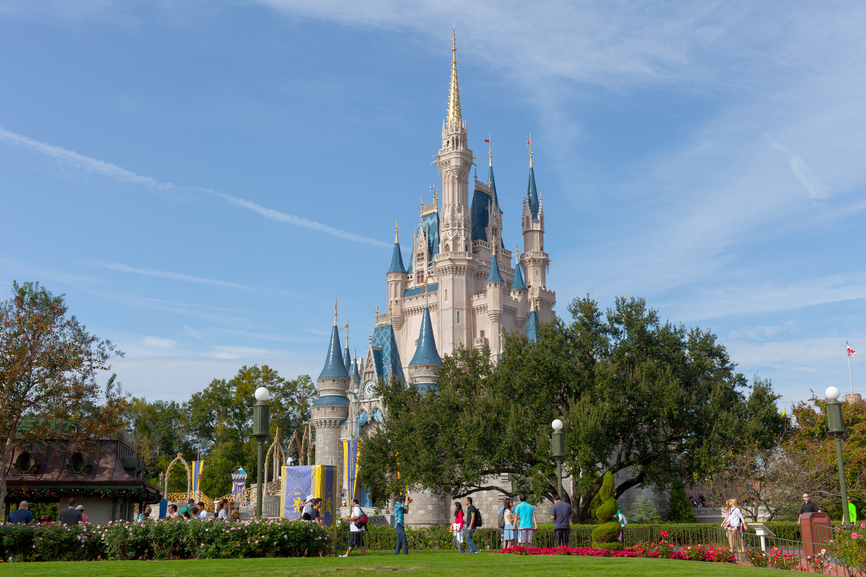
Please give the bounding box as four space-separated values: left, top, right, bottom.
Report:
252 387 271 518
551 419 565 499
825 386 850 525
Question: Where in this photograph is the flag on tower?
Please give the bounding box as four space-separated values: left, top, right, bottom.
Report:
849 346 857 357
484 139 490 143
527 139 531 145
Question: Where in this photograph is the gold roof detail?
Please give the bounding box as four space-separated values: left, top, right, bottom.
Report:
446 29 462 130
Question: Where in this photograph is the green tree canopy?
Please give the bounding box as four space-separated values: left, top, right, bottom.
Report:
0 281 124 507
358 295 786 520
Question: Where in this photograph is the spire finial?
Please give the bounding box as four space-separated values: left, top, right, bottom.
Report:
487 135 494 166
530 298 536 312
446 27 462 129
334 296 338 326
395 219 399 243
515 244 520 264
345 322 349 347
528 134 533 168
375 302 379 318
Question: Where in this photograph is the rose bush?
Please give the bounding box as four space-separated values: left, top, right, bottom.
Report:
0 518 329 562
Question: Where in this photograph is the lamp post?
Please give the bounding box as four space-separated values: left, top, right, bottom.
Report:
551 419 565 499
825 386 850 525
252 387 271 518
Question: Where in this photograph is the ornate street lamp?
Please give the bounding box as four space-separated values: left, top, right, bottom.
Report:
551 419 565 499
253 387 271 518
825 386 850 525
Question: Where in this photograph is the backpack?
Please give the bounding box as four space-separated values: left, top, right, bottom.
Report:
474 508 482 527
497 510 506 529
356 507 368 529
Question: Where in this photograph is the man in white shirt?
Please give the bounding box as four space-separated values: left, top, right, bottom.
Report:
341 498 366 557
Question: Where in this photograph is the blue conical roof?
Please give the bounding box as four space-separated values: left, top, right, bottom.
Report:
343 342 352 377
512 261 527 291
409 307 442 366
527 166 540 221
526 309 540 344
489 164 500 212
318 324 350 380
352 358 361 382
388 240 406 274
487 251 504 283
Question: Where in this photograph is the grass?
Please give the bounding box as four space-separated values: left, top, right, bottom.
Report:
0 551 769 577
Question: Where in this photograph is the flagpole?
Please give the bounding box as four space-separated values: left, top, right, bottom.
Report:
848 341 856 394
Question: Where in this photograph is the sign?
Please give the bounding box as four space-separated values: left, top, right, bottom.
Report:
279 465 338 526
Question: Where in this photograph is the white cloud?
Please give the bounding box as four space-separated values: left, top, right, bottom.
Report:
209 346 270 360
0 125 388 248
142 336 177 350
770 141 829 199
91 261 255 290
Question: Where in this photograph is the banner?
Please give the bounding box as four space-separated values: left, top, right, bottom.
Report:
231 468 247 505
191 460 204 498
343 440 358 505
279 465 338 526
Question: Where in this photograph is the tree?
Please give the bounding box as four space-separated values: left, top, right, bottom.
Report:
0 281 123 507
667 482 696 523
358 295 786 520
123 397 196 490
630 491 661 524
183 366 315 497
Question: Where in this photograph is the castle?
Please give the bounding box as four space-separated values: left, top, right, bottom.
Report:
310 33 556 525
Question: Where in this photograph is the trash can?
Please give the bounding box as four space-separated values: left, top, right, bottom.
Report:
800 512 832 557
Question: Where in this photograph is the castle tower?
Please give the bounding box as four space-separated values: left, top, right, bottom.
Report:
312 301 351 484
525 299 540 344
435 31 476 351
387 222 408 329
407 305 442 392
511 245 528 329
522 146 555 323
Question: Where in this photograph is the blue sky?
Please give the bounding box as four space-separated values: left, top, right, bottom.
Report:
1 1 863 408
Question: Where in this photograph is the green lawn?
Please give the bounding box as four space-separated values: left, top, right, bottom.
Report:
0 552 768 577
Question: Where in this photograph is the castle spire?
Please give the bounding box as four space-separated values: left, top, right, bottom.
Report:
318 306 349 381
527 147 540 221
446 28 462 129
486 233 504 283
343 323 352 377
409 306 442 367
526 299 539 344
511 245 527 291
387 221 406 274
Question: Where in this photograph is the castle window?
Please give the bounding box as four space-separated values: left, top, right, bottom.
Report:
445 289 448 302
457 311 460 323
480 330 485 339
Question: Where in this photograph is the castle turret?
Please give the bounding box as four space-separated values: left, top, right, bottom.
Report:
511 245 528 329
387 222 408 328
485 234 504 356
525 299 540 344
408 306 442 392
522 145 549 293
312 301 351 482
351 351 361 389
343 325 352 378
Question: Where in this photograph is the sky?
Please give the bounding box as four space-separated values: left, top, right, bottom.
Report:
1 1 863 409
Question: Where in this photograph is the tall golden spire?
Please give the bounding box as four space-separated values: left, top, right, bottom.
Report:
446 28 462 129
528 133 534 168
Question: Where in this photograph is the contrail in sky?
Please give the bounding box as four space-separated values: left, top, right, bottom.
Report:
0 126 390 248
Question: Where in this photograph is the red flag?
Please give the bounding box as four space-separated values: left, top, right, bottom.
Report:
849 346 857 357
484 139 490 143
527 140 531 145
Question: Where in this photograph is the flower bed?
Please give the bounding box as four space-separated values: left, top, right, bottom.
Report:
500 542 735 564
0 517 330 562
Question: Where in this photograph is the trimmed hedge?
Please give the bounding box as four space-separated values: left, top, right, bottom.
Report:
0 518 329 562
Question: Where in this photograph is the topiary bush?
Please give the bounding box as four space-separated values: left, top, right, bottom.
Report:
590 472 623 551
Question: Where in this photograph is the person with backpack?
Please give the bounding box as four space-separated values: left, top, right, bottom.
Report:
341 498 367 557
502 498 516 549
464 496 482 553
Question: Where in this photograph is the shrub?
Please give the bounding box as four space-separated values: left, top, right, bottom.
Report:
590 472 623 551
0 518 329 562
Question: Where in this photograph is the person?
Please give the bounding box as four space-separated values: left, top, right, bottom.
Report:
513 493 537 546
216 499 229 520
230 508 240 521
728 498 746 552
616 508 628 541
59 497 83 526
168 504 179 519
464 497 481 553
498 498 507 549
312 498 324 526
6 501 34 525
181 509 192 520
550 494 572 547
198 502 212 520
302 494 316 520
452 501 465 553
76 504 90 524
502 498 516 549
138 505 152 521
341 498 366 557
393 495 412 555
798 493 820 524
141 509 151 520
179 498 196 518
